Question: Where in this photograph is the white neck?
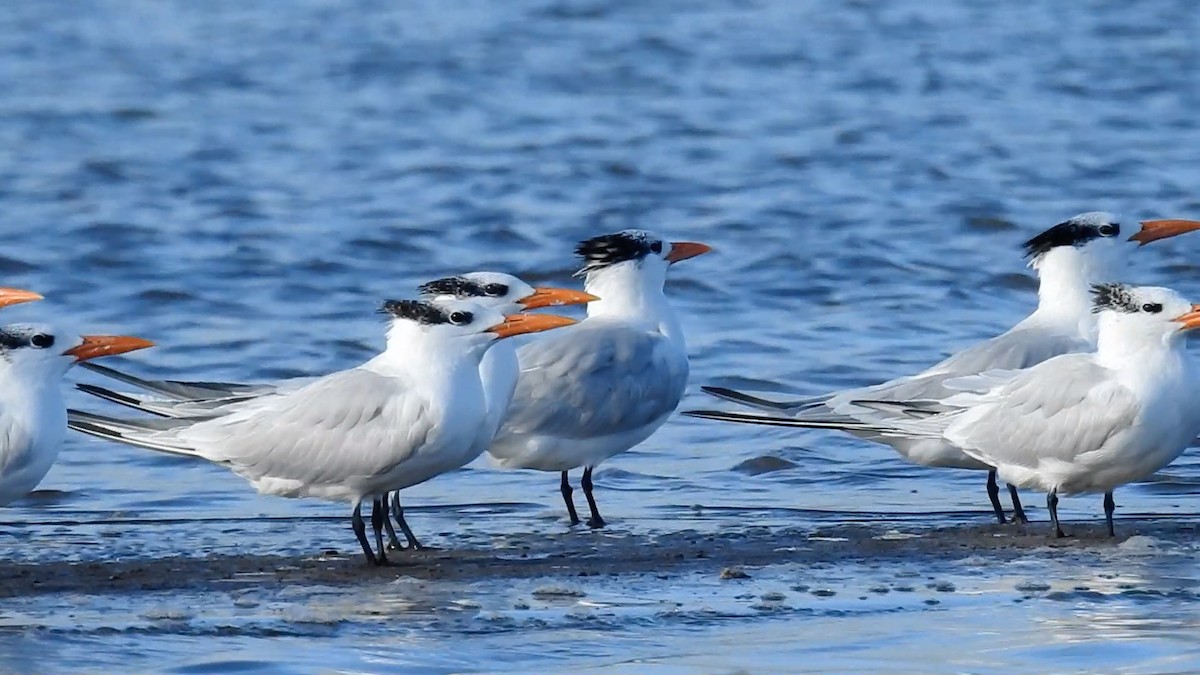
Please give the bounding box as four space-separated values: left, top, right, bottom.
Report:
1095 318 1182 369
1026 246 1102 337
582 262 683 344
370 322 489 387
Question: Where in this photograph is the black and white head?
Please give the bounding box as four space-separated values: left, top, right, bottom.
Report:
574 230 712 284
1023 212 1200 275
417 272 597 314
1022 212 1124 273
0 323 154 379
380 298 576 352
1091 283 1200 342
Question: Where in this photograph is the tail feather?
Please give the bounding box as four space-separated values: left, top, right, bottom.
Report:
684 405 956 442
67 409 201 458
78 362 264 401
683 408 882 431
700 385 829 412
76 383 178 418
76 382 252 419
844 398 951 419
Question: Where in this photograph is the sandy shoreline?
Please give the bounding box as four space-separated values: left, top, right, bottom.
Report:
4 518 1193 599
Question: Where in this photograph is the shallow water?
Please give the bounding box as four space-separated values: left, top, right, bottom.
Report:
3 0 1200 671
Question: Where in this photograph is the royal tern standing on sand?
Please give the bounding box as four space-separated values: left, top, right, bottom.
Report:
67 299 575 564
0 327 154 505
772 283 1200 537
488 230 712 527
688 214 1200 523
71 273 597 551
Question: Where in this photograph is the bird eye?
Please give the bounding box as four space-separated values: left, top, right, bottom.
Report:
650 241 663 254
484 283 508 297
449 311 473 325
30 333 54 349
1142 303 1163 313
1098 223 1119 237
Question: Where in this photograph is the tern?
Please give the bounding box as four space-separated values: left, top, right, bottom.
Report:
0 327 154 505
68 299 576 564
687 214 1200 523
488 230 712 527
757 283 1200 537
71 273 596 551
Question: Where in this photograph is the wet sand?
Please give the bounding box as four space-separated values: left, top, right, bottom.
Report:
5 517 1194 599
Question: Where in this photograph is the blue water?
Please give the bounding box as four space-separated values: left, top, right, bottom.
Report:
3 0 1200 671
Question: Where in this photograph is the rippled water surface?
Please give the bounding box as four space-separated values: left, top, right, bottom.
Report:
3 0 1200 671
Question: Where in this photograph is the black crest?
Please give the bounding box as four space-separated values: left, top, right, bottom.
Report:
0 330 26 350
1022 214 1119 260
379 299 450 324
1023 222 1099 259
1090 283 1138 314
575 230 654 276
417 276 485 298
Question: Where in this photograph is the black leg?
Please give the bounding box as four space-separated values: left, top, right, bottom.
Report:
352 502 379 565
381 491 404 550
371 497 390 565
581 466 605 528
986 470 1006 524
1104 491 1116 537
1008 484 1028 524
390 491 422 550
560 470 581 526
1047 490 1065 538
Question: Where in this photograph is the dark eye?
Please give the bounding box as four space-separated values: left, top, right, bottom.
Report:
650 241 663 254
484 283 508 297
1142 303 1163 313
449 311 473 325
1098 223 1119 237
30 333 54 349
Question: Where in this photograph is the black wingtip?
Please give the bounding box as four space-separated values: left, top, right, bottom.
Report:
76 382 140 405
700 385 803 411
681 409 795 426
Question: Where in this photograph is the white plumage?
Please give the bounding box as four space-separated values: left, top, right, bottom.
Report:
834 284 1200 536
488 230 711 527
689 214 1200 524
1 327 153 505
68 299 576 564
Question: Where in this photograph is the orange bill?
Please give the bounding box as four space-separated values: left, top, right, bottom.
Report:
1130 219 1200 245
0 287 43 308
489 314 576 339
518 287 600 310
665 241 713 263
64 335 155 362
1173 304 1200 331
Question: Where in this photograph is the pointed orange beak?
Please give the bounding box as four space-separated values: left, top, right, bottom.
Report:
63 335 155 362
488 314 576 339
0 287 43 308
518 287 599 310
665 241 713 264
1173 304 1200 331
1130 219 1200 245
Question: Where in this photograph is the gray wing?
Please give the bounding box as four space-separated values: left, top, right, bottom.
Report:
850 326 1090 403
77 362 313 419
156 368 435 486
79 361 273 400
497 323 688 441
708 325 1092 423
942 355 1139 468
919 325 1091 380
